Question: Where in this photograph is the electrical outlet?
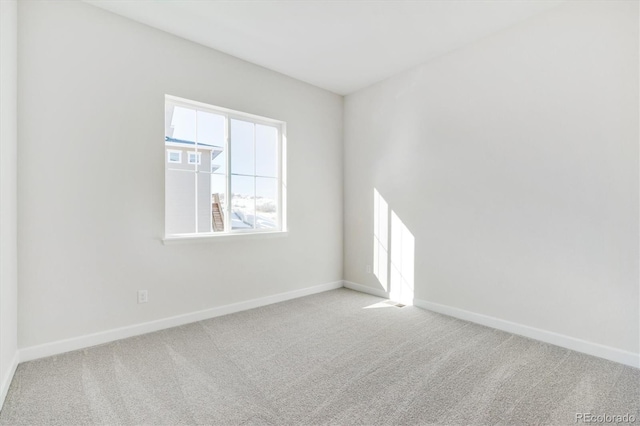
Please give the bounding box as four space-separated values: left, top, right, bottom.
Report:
366 264 372 274
137 290 148 304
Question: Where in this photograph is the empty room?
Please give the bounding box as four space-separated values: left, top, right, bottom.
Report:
0 0 638 425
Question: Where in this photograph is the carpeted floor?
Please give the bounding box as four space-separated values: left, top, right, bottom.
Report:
1 288 638 425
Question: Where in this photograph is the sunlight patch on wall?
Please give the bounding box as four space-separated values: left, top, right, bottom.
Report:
373 189 389 291
389 211 415 305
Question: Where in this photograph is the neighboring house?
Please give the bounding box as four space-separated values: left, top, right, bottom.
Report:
165 136 224 234
165 135 276 234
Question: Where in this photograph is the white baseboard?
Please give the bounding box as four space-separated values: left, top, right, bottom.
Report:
19 280 344 363
343 280 389 298
18 280 639 370
0 351 19 411
413 298 640 369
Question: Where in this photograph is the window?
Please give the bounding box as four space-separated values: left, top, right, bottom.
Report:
167 150 182 164
187 151 201 165
164 95 286 238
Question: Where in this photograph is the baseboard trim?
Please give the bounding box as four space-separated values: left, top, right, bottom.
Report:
0 351 19 411
343 280 389 298
19 280 344 363
413 298 640 369
19 280 638 369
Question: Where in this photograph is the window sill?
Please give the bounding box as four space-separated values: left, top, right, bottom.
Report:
162 230 288 245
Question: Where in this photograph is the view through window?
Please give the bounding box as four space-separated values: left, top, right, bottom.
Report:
165 95 285 237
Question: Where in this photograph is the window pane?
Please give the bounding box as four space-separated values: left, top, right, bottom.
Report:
231 175 255 230
165 171 196 235
197 172 212 233
211 147 226 175
169 106 196 142
211 174 226 233
164 102 174 139
188 152 201 165
256 177 277 230
256 124 278 178
166 105 198 172
198 150 211 173
196 111 225 147
197 111 224 175
231 119 254 175
167 150 181 164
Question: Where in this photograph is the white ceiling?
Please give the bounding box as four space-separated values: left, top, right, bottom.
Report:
84 0 565 95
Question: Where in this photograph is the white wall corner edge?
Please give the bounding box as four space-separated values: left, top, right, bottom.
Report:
18 280 344 364
413 297 640 369
0 351 19 411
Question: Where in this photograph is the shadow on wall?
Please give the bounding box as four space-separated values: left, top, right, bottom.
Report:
373 189 415 305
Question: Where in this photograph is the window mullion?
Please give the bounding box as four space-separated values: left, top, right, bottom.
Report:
253 124 257 230
194 109 199 233
226 115 232 233
278 128 283 231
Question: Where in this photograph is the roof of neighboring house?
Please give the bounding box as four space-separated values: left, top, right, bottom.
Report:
165 136 222 150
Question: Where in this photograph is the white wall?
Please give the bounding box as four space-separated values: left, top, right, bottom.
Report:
18 1 343 348
0 0 19 406
344 1 639 354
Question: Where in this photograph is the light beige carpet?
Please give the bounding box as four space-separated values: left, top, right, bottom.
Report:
1 288 638 425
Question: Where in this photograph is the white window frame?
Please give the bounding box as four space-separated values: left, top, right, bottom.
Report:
163 94 287 243
187 151 202 165
167 149 182 164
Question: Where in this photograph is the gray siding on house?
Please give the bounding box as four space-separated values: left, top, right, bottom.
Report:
166 169 196 235
197 172 212 233
165 144 216 234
